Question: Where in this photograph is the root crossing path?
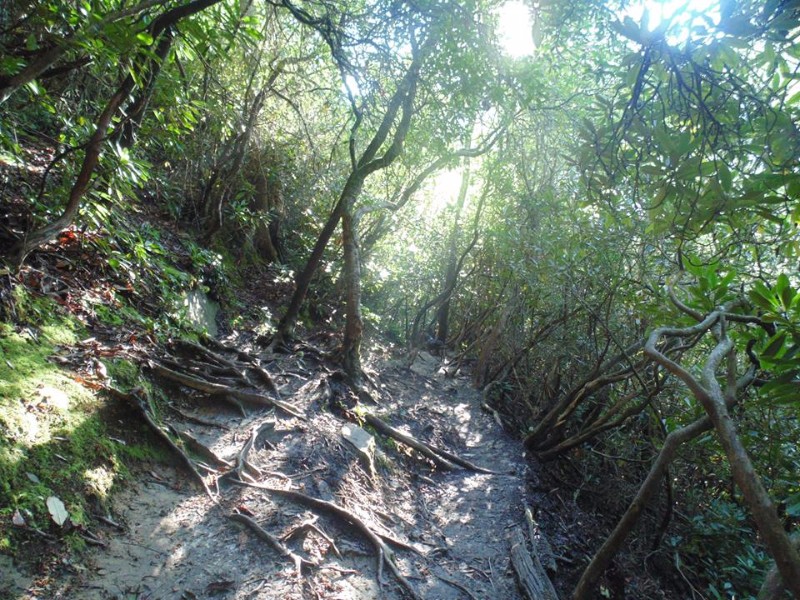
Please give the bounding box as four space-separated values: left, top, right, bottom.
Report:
75 344 547 600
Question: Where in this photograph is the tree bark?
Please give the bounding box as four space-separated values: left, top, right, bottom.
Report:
573 413 716 599
341 205 363 381
275 178 359 343
6 0 226 264
251 163 282 263
8 73 136 265
644 311 800 597
274 36 425 345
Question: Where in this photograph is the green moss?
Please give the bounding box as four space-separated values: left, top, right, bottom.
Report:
105 359 141 392
0 293 161 559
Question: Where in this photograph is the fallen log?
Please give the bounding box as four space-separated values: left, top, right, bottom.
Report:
510 527 559 600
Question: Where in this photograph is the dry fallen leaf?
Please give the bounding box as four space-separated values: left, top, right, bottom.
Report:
46 496 70 527
12 510 26 527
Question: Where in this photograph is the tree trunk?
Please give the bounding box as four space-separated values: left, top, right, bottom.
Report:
6 0 226 265
251 166 282 263
573 413 716 599
644 313 800 597
274 36 425 345
275 177 359 343
341 205 363 381
8 73 136 265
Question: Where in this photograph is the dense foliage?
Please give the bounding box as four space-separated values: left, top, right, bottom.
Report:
2 0 799 597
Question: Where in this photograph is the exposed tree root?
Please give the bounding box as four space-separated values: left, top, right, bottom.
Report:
433 571 480 600
362 413 455 470
231 419 279 483
106 386 215 499
282 516 342 558
167 403 230 430
228 512 314 578
363 413 505 475
171 427 232 469
233 479 421 600
149 361 305 419
179 338 282 396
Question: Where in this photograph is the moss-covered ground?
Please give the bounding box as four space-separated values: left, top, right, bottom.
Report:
0 292 162 563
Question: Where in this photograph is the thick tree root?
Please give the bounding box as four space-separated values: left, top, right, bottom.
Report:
149 361 304 419
233 479 421 600
106 386 215 499
167 404 230 430
231 419 279 483
172 427 232 469
282 517 342 558
363 413 505 475
363 413 455 470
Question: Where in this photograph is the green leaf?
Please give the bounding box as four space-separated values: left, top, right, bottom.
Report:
718 162 732 192
136 32 154 46
761 331 787 358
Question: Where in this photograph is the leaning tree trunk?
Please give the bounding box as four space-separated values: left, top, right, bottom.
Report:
643 309 800 598
274 179 358 343
273 35 425 346
6 0 226 266
573 412 720 599
8 71 136 266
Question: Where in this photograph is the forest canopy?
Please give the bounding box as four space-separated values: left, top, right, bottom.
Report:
2 0 800 597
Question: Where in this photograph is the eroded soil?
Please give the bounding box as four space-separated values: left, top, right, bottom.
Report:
5 346 542 600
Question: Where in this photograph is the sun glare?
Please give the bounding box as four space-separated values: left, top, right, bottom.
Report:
625 0 721 43
496 1 536 58
426 168 464 215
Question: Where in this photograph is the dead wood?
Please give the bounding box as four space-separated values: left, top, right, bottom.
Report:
363 413 503 474
149 361 304 419
228 512 313 578
510 527 559 600
106 386 215 499
526 506 556 573
233 480 421 600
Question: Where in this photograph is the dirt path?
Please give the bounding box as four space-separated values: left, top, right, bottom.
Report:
31 347 539 599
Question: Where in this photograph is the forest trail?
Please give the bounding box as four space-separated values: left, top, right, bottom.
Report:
42 342 546 600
